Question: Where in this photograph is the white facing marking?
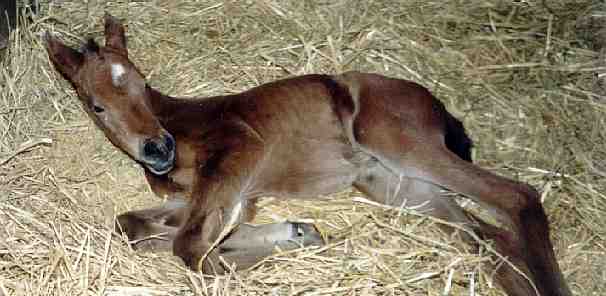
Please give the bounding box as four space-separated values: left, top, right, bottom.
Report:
110 63 126 86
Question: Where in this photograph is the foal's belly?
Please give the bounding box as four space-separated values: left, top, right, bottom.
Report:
256 138 370 199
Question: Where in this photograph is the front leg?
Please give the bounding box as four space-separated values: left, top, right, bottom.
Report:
172 180 324 273
213 222 324 271
116 198 188 252
172 135 276 273
115 197 323 273
172 122 327 273
173 190 247 273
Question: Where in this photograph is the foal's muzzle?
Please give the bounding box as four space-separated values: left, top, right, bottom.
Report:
141 133 176 175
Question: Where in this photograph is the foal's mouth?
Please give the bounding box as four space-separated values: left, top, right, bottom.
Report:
145 153 175 175
141 134 176 175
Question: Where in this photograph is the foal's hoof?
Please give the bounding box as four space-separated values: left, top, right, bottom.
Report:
288 222 325 247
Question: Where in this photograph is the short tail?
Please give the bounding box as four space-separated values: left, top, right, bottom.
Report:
444 112 473 162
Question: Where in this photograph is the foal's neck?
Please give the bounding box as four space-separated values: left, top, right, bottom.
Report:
146 85 226 136
147 86 188 117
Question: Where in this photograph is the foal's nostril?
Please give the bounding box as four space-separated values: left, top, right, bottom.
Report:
164 134 175 152
143 140 164 159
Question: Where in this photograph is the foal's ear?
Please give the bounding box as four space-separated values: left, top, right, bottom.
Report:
104 12 128 56
44 32 84 80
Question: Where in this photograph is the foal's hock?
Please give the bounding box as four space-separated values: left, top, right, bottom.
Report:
45 13 571 296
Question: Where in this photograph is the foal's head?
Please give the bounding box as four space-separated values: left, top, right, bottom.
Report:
45 14 175 175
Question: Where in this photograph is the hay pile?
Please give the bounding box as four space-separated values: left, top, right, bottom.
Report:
1 0 604 295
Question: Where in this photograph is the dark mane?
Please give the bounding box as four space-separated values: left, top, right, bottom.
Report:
81 38 99 53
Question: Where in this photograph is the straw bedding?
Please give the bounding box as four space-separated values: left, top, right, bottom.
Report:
0 0 604 295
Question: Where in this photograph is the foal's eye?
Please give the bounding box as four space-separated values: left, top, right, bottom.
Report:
93 105 105 113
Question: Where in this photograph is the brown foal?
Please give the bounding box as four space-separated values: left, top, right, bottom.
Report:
44 14 572 296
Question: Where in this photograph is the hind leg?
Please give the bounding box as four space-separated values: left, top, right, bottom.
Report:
354 161 547 296
340 71 570 295
354 162 473 239
358 147 566 295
